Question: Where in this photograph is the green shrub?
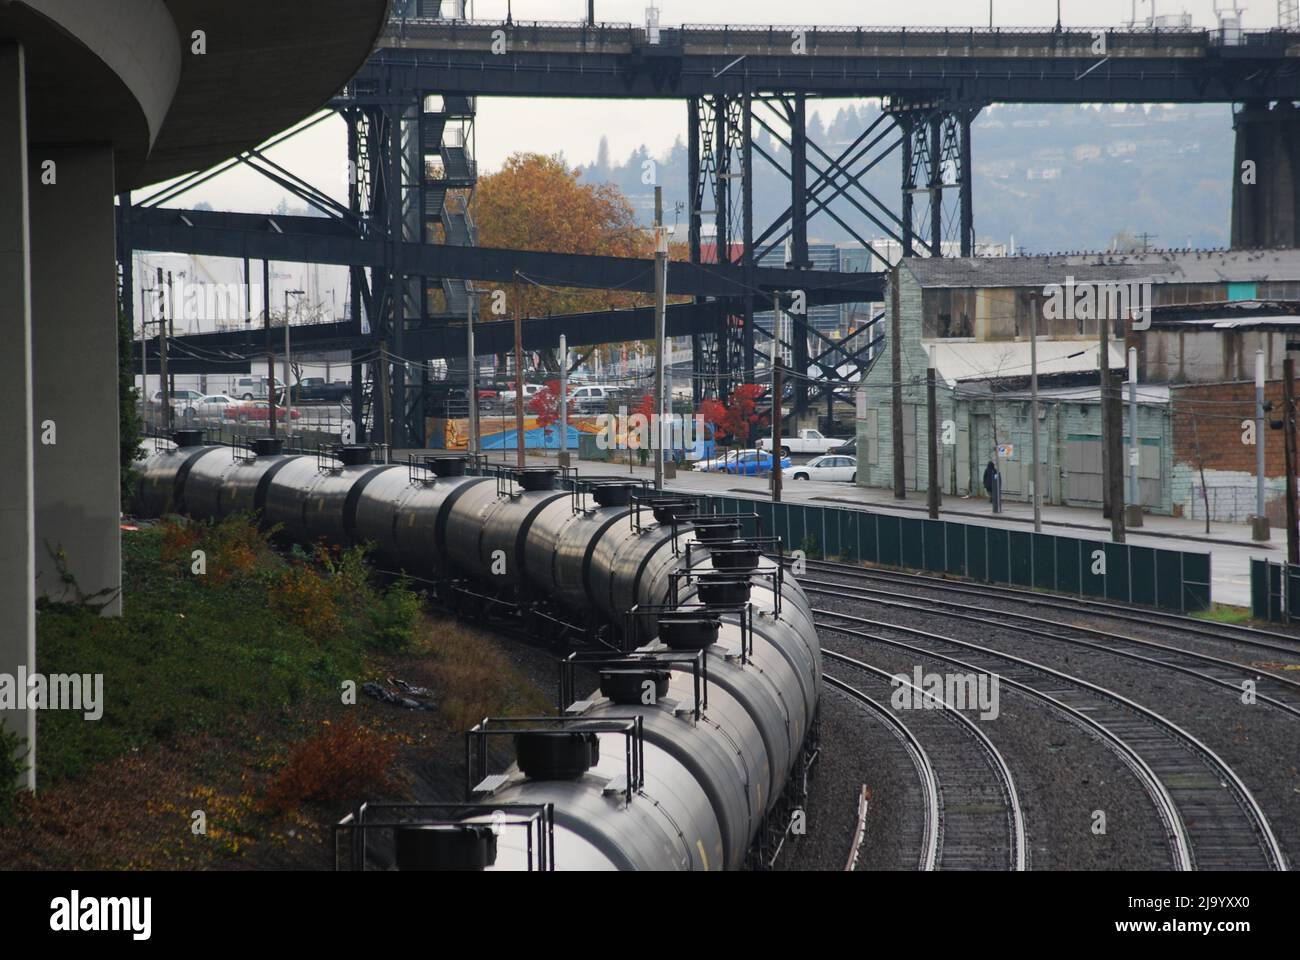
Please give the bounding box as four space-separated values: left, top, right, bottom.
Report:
368 580 422 651
0 726 27 824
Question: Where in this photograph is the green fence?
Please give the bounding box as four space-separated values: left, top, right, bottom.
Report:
698 494 1212 614
1250 559 1300 623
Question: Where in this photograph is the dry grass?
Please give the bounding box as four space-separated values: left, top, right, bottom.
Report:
412 619 552 731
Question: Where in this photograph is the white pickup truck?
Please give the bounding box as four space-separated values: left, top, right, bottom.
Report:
763 428 846 458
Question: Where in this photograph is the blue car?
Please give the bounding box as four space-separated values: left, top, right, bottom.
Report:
700 448 792 475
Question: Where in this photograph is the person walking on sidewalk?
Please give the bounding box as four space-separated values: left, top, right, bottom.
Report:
983 460 1002 514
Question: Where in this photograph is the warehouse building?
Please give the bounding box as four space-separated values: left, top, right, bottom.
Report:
855 251 1300 522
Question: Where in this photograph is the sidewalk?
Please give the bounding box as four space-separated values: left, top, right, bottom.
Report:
410 448 1276 607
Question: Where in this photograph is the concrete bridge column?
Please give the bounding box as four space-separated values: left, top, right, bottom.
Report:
0 42 36 790
1232 100 1300 248
28 146 123 616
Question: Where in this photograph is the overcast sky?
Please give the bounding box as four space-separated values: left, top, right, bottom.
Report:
154 0 1257 213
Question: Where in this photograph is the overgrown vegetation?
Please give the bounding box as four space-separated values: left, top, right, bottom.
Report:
1192 604 1254 626
0 726 26 825
261 716 396 815
0 514 549 868
34 515 420 785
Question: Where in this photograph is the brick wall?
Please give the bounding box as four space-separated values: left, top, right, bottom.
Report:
1170 380 1291 475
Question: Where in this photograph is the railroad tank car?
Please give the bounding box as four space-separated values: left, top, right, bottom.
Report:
131 435 821 871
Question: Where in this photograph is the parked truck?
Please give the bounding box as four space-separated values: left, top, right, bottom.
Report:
763 428 846 458
291 377 351 403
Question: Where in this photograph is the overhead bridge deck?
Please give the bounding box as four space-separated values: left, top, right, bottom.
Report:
371 19 1300 102
124 205 884 303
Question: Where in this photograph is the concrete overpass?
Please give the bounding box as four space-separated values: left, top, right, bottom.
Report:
0 0 389 790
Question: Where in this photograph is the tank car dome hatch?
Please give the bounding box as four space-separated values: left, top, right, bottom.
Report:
335 445 373 466
393 824 498 871
516 468 559 492
650 498 696 525
657 614 722 650
591 482 636 507
711 541 762 572
599 668 671 705
426 456 467 477
172 428 204 448
514 731 600 780
691 518 742 543
252 437 284 457
695 574 753 606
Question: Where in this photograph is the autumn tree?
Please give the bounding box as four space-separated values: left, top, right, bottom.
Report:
699 384 769 447
472 153 653 320
527 379 564 444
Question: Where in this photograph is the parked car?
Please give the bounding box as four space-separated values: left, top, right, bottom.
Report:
496 382 542 406
831 436 856 457
291 378 351 403
150 389 202 417
697 448 792 475
789 454 857 482
194 394 237 419
227 376 283 402
223 401 300 423
762 428 846 458
569 384 619 414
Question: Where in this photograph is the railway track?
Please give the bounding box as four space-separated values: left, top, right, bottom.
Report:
816 609 1289 871
826 649 1028 871
800 558 1300 655
824 672 940 871
797 578 1300 721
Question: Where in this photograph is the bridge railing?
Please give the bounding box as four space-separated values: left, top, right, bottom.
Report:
380 18 1297 55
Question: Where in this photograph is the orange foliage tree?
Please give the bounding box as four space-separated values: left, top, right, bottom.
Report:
471 153 691 375
472 153 652 320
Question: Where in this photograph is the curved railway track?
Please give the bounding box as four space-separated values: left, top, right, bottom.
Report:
826 649 1028 871
815 609 1289 871
800 559 1300 655
798 577 1300 721
824 673 940 871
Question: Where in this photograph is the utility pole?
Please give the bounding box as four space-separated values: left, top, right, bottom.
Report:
926 347 941 520
513 270 525 470
1127 346 1142 527
140 277 148 431
1106 317 1126 543
773 358 784 504
1030 306 1042 531
1099 312 1125 541
265 259 276 440
559 333 568 468
1254 348 1269 541
653 185 668 490
890 267 906 499
158 268 171 435
379 338 392 454
1284 357 1298 565
284 289 304 435
1099 307 1110 519
467 283 478 457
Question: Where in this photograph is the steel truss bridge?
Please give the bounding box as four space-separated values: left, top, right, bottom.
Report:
119 4 1300 446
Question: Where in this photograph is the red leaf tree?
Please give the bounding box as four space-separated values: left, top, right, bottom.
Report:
697 383 768 448
527 379 563 444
